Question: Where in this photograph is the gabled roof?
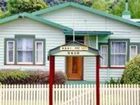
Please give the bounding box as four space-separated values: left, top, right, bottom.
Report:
32 2 140 28
0 12 72 31
48 41 99 56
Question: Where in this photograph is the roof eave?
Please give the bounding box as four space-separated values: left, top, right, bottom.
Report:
0 12 73 31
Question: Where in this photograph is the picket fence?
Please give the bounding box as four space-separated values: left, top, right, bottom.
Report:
0 84 140 105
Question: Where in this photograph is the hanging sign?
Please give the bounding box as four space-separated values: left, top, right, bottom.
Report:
49 42 99 56
60 46 88 51
58 46 91 56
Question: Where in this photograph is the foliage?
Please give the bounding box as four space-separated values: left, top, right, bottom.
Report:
108 0 125 17
92 0 108 11
91 0 140 18
121 55 140 84
0 9 11 18
7 0 47 14
129 0 140 18
0 70 30 84
106 77 122 84
1 0 140 19
0 70 67 84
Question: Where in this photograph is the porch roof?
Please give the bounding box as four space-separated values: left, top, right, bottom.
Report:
64 31 113 36
48 41 99 56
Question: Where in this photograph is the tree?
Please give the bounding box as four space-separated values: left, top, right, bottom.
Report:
129 0 140 18
92 0 108 12
7 0 47 14
0 9 10 18
91 0 140 18
108 0 125 17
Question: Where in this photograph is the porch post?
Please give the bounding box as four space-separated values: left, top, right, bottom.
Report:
49 56 55 105
96 55 100 105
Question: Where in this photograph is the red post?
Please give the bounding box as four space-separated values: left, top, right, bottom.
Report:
96 55 100 105
49 56 55 105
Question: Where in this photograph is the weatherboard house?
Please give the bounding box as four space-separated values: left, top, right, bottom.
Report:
0 2 140 83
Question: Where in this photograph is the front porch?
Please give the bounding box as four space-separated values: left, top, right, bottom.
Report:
48 40 101 105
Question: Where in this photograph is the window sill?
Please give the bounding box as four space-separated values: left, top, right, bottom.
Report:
109 67 125 69
100 67 125 69
5 64 45 66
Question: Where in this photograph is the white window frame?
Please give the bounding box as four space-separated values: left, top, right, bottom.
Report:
100 45 108 67
130 45 138 59
110 41 127 67
6 41 15 64
35 41 44 64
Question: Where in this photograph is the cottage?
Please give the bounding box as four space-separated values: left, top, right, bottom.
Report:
0 2 140 83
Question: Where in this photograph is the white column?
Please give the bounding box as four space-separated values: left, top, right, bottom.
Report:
96 35 99 49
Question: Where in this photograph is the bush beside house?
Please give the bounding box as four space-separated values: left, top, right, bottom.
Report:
0 70 66 84
107 55 140 84
121 55 140 84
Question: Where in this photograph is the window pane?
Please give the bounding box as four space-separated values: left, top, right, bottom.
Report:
130 45 137 59
17 38 33 63
111 55 125 65
17 38 33 50
8 51 14 62
18 51 32 62
7 41 15 64
100 45 108 66
35 41 43 64
111 41 127 66
8 42 14 50
111 42 126 53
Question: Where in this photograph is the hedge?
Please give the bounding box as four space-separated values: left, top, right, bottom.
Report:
0 70 66 84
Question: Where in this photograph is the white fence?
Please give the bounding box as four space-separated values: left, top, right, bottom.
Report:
0 84 140 105
0 85 49 105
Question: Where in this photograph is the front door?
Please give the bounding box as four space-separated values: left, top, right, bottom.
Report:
66 56 83 80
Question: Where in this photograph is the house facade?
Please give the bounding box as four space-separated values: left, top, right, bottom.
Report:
0 2 140 82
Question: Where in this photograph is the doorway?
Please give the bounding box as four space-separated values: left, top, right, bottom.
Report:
66 56 83 80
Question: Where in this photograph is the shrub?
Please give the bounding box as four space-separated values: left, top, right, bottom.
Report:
0 70 30 84
0 70 67 84
121 55 140 84
54 71 67 84
106 77 122 84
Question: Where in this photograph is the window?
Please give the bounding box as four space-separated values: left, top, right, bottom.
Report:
110 41 127 67
17 38 33 64
100 45 108 67
35 41 44 64
130 45 138 59
6 41 15 64
5 36 45 65
66 36 84 44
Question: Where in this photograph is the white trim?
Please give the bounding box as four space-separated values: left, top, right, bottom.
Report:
17 62 33 64
100 45 108 67
6 41 15 64
96 35 98 49
35 41 44 64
